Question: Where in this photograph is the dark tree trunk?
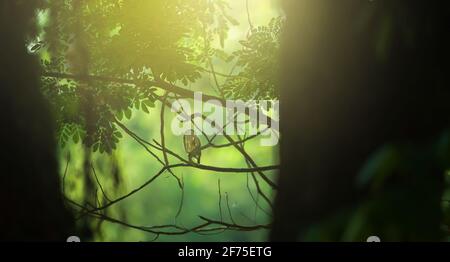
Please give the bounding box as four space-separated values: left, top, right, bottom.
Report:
0 1 74 241
272 0 449 241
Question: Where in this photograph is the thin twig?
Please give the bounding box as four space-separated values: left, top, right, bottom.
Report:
175 174 185 220
160 91 183 188
246 0 254 30
91 163 112 202
62 152 70 195
225 192 236 225
66 196 270 235
218 178 223 222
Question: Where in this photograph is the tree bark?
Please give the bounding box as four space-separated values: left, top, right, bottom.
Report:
272 0 449 241
0 1 74 241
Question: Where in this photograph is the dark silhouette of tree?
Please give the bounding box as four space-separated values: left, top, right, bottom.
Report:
272 0 449 241
0 1 74 241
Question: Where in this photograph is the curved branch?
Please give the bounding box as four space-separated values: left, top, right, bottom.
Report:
66 197 270 236
42 71 278 127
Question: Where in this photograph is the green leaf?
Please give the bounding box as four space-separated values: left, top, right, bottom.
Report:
124 108 132 119
114 131 123 139
141 103 149 114
116 110 124 121
93 142 99 153
73 132 79 144
356 145 400 191
143 99 155 108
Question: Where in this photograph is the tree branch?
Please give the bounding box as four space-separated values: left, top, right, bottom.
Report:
42 71 278 127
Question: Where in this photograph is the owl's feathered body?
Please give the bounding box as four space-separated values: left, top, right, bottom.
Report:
184 130 201 164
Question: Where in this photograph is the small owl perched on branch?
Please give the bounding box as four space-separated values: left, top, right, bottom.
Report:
183 129 201 164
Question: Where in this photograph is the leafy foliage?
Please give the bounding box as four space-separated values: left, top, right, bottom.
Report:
33 0 268 154
223 17 283 100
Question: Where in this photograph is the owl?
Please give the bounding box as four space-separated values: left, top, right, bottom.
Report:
183 129 201 164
